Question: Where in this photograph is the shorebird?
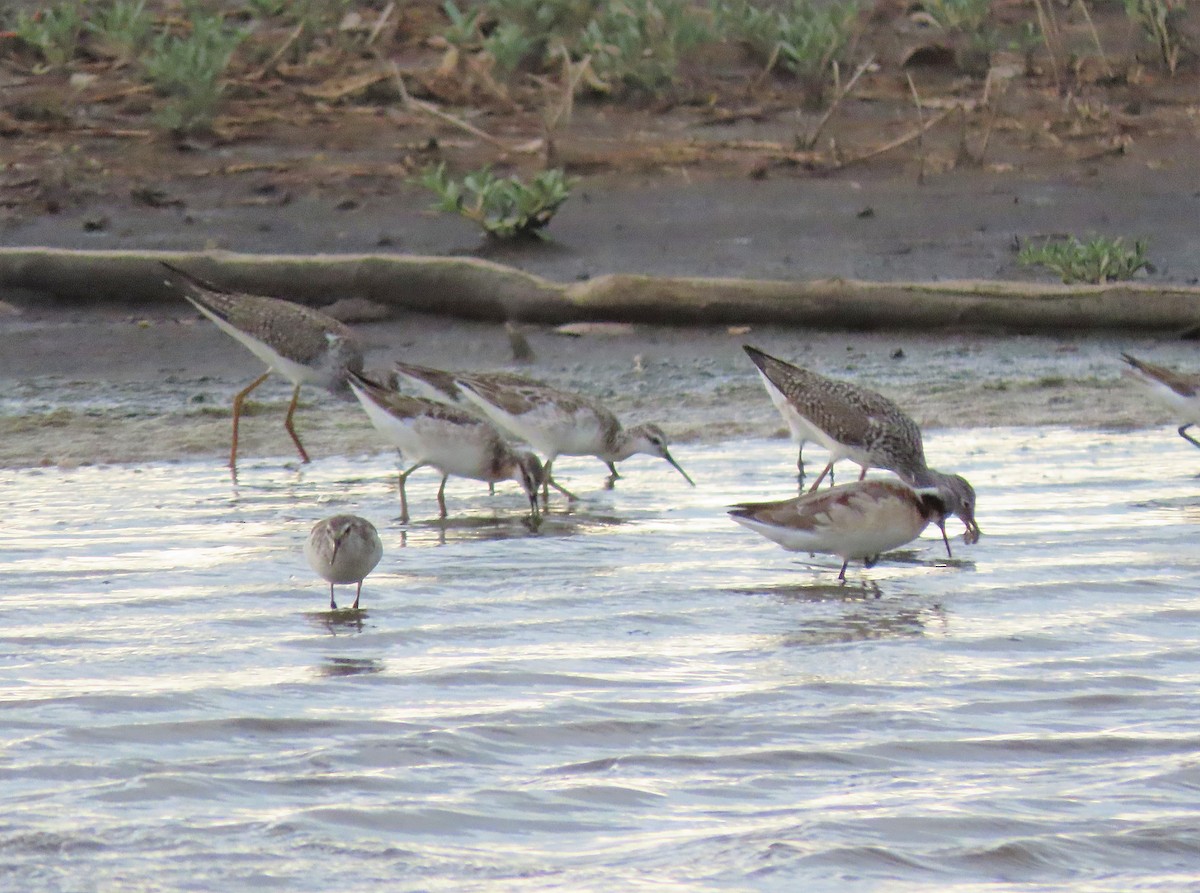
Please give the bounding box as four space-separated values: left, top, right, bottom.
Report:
1121 353 1200 450
304 514 383 610
729 479 949 581
743 344 980 547
748 351 825 488
453 372 694 502
390 363 545 495
162 262 364 469
347 371 543 524
391 361 538 406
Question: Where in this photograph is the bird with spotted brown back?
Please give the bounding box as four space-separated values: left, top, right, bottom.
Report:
453 371 694 503
729 479 949 581
161 262 364 469
1121 353 1200 452
743 345 980 549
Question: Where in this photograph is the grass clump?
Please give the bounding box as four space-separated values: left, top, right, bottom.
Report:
716 0 859 80
579 0 711 93
912 0 990 33
439 0 709 94
246 0 355 61
141 10 244 134
12 0 87 68
1124 0 1184 74
420 164 577 239
87 0 154 63
1018 234 1151 284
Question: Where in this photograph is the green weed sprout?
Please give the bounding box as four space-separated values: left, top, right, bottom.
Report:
1018 234 1150 284
420 164 577 239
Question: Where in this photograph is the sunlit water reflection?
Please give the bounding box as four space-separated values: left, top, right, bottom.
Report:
4 429 1200 891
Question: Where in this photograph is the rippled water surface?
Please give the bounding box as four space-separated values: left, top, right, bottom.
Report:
5 429 1200 891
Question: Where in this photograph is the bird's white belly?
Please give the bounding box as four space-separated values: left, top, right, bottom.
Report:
202 307 327 387
1141 379 1200 424
735 493 927 559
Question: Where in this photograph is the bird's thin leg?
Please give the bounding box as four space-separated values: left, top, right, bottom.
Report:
540 460 554 506
229 370 270 469
329 583 337 611
352 580 362 611
857 465 867 481
437 474 449 519
1179 424 1200 450
283 383 310 464
397 462 427 524
796 445 805 489
806 461 834 493
838 560 848 581
605 461 620 489
938 521 953 558
548 473 579 502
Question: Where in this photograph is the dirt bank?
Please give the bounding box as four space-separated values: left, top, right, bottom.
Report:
0 297 1186 469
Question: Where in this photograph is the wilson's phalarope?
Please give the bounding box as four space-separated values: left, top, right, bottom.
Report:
391 361 539 406
305 514 383 610
729 479 949 581
162 262 363 469
743 344 980 546
453 372 694 502
1121 352 1200 450
348 371 543 524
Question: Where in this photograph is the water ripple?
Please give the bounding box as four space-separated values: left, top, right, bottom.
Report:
3 430 1200 890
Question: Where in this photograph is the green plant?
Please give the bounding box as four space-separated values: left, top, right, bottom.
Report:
87 0 153 63
912 0 990 32
246 0 289 18
1018 234 1150 283
579 0 710 92
441 0 485 48
482 21 538 73
142 11 243 133
420 164 577 239
440 0 710 92
1124 0 1183 74
717 0 858 78
13 0 86 68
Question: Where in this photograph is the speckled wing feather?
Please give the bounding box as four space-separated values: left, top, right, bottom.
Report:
744 345 926 474
163 263 362 369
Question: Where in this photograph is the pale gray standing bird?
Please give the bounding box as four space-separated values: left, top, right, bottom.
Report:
347 371 544 525
305 515 383 610
391 361 540 407
162 262 364 469
453 372 695 503
743 345 980 549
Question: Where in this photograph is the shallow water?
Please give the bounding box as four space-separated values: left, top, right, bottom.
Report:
4 429 1200 892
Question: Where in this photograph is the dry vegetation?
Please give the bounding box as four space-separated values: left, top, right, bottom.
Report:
0 0 1197 227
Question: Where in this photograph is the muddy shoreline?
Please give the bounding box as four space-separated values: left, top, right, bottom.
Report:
5 162 1199 470
0 299 1185 469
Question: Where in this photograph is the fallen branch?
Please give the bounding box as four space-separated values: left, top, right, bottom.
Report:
3 248 1200 334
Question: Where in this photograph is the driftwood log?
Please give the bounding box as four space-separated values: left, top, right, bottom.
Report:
2 247 1199 332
